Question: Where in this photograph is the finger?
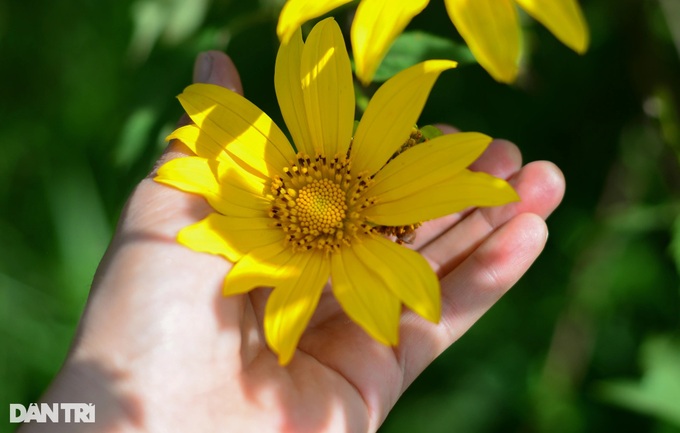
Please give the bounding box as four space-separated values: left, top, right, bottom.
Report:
95 51 245 284
410 138 523 249
422 160 564 276
194 50 244 94
398 212 549 389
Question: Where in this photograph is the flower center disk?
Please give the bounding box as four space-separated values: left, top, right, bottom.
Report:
297 179 346 234
269 153 377 253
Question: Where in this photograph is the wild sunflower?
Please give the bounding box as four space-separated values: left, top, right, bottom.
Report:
155 18 518 365
277 0 589 84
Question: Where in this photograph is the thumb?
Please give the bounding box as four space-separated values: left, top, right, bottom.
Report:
121 51 243 237
89 52 241 298
193 50 244 95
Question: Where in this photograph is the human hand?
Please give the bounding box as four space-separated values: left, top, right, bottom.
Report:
24 51 565 433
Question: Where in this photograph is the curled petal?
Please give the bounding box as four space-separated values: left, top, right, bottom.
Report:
277 0 353 43
352 0 429 85
167 124 224 161
444 0 520 83
514 0 589 54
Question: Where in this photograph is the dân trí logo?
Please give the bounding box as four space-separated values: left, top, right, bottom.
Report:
9 403 95 423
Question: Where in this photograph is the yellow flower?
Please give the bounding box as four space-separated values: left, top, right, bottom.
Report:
155 18 518 365
277 0 589 84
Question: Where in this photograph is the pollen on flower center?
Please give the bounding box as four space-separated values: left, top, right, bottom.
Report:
297 179 346 234
269 152 377 253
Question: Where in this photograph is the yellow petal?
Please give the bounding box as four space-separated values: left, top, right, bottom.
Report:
264 252 329 365
514 0 589 54
275 28 315 155
155 156 267 217
167 124 223 160
155 156 219 197
353 237 440 322
300 18 355 157
444 0 520 83
351 60 457 175
178 214 284 263
222 242 294 296
330 247 401 346
352 0 429 85
217 151 268 196
168 124 279 182
369 132 491 198
365 169 520 226
178 83 295 177
277 0 353 44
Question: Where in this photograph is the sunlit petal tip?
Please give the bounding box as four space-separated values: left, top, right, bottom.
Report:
421 59 458 73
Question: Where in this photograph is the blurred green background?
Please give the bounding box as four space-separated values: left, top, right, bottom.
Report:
1 0 679 431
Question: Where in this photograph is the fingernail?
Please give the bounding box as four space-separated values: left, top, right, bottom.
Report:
194 52 214 83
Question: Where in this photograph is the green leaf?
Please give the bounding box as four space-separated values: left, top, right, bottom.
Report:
371 31 476 82
597 336 680 426
419 125 444 140
671 214 680 275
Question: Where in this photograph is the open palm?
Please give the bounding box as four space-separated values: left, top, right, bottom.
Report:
28 52 564 433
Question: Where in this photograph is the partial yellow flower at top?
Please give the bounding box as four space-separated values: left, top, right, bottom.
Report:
277 0 589 84
155 18 518 365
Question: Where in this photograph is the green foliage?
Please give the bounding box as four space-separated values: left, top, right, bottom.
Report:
598 336 680 427
671 215 680 275
372 30 475 82
1 1 679 432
